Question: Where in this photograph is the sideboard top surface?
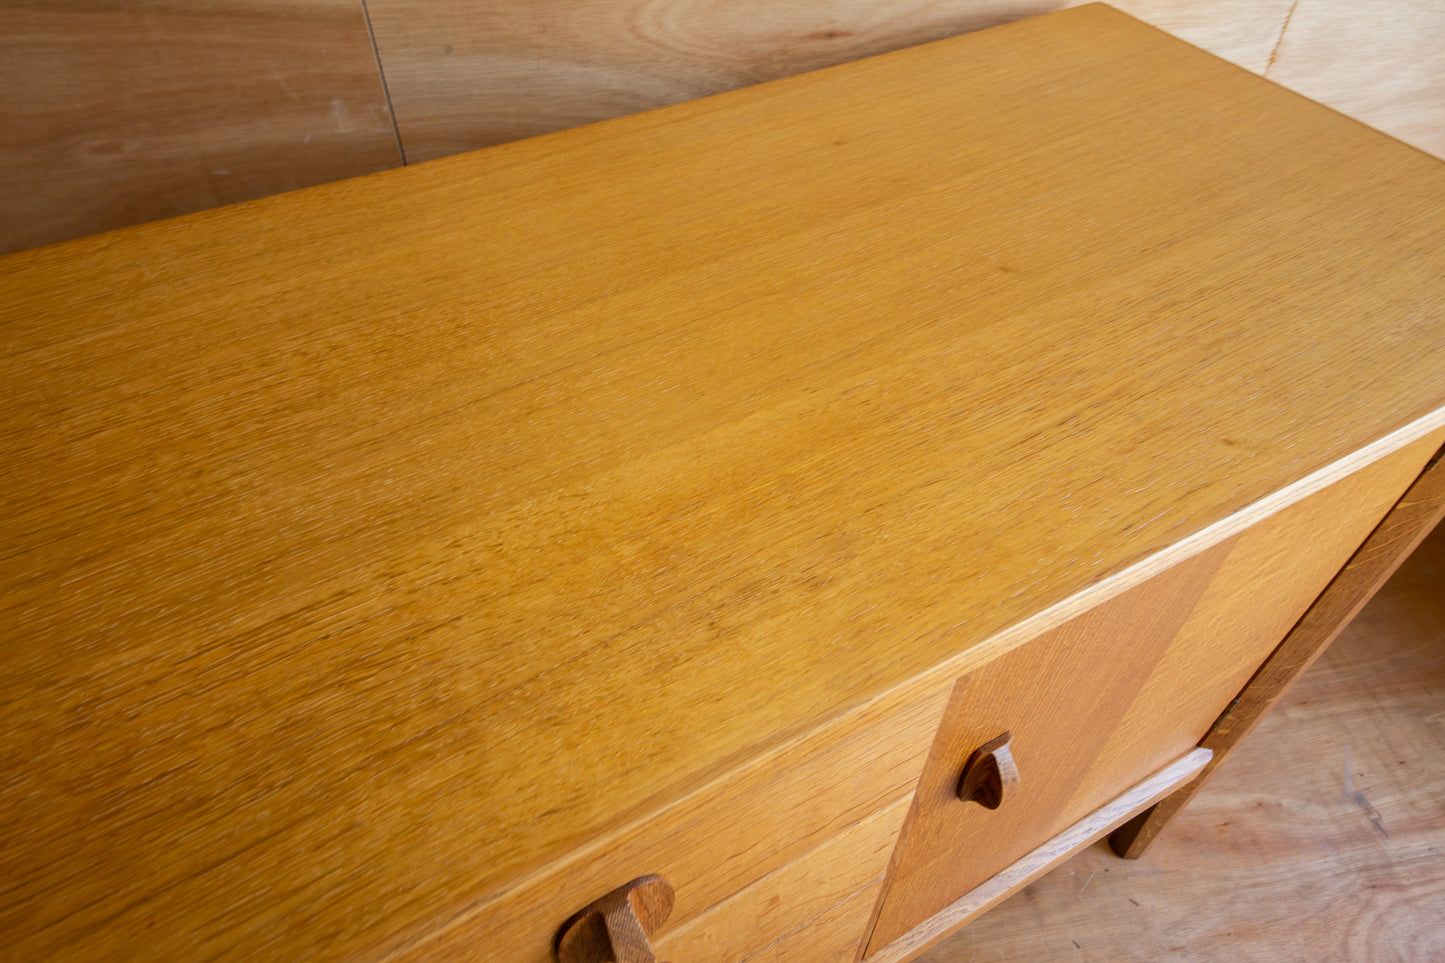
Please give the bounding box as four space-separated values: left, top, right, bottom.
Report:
3 4 1445 959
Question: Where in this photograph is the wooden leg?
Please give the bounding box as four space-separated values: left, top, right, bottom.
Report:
1110 443 1445 859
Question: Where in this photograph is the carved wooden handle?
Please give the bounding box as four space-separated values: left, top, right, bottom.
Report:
555 875 675 963
957 731 1019 809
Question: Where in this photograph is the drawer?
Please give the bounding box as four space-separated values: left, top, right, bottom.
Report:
399 682 950 962
654 796 911 962
865 432 1440 953
740 878 888 963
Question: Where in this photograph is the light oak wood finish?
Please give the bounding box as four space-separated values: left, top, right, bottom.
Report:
405 423 1435 962
1069 429 1445 821
363 0 1301 161
652 797 911 963
4 7 1445 960
867 542 1233 949
1111 438 1445 859
918 520 1445 961
389 681 951 963
750 878 890 963
866 429 1445 956
0 0 401 255
867 749 1213 963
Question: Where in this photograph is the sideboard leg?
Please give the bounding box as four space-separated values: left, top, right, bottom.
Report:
1110 442 1445 860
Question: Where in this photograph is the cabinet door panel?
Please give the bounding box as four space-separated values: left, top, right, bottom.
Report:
865 540 1232 950
1069 430 1445 814
866 435 1439 953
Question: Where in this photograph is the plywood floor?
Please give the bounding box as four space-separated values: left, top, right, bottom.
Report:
918 520 1445 962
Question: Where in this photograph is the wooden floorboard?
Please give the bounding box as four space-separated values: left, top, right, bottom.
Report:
917 520 1445 962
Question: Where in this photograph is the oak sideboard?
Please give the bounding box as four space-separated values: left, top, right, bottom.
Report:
4 5 1445 961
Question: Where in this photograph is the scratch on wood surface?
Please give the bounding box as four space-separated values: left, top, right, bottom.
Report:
1343 744 1389 838
1350 790 1389 838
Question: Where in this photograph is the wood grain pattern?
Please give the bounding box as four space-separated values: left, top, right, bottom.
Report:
1110 0 1298 73
1111 435 1445 858
652 796 911 963
4 7 1445 960
873 428 1441 955
1072 428 1445 821
867 542 1232 950
866 749 1213 963
0 0 400 255
748 877 889 963
385 680 951 963
364 0 1298 162
919 520 1445 961
10 0 1442 254
1266 0 1445 159
366 0 1059 161
555 875 674 963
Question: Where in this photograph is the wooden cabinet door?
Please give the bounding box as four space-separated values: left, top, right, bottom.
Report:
864 432 1443 954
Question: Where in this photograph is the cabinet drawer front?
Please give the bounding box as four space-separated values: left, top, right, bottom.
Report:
399 683 950 962
653 796 910 963
866 434 1439 952
743 878 888 963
